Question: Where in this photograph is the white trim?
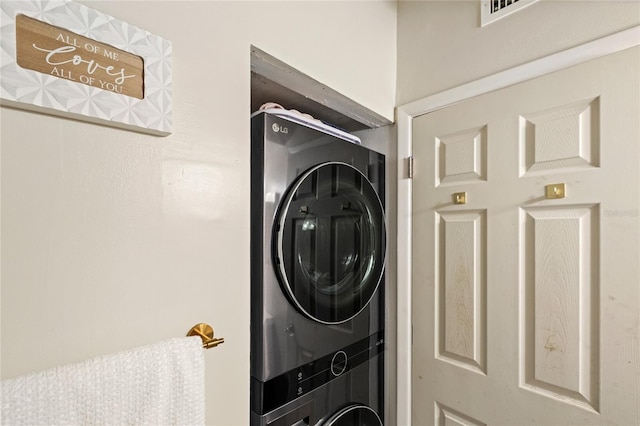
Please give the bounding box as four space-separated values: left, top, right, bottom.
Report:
395 25 640 425
396 107 413 426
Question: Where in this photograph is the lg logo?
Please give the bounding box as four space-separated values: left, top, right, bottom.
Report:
272 123 289 134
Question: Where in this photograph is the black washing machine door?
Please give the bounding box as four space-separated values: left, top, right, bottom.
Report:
321 404 383 426
274 161 386 324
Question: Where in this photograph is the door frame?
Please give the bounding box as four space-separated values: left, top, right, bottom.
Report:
395 25 640 426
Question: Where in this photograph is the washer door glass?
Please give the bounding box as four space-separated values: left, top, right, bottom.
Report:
323 404 383 426
274 162 386 324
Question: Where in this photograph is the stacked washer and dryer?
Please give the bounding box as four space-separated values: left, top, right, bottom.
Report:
250 110 386 426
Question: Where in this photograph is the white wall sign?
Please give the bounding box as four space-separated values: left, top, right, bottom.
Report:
1 0 172 136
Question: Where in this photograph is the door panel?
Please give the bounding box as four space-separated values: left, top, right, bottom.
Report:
412 47 639 425
520 98 600 174
521 205 599 409
436 210 486 373
435 402 485 426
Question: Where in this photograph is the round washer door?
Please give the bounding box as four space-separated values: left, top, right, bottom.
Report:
274 161 386 324
322 404 383 426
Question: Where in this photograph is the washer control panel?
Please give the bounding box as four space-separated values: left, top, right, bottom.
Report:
330 351 348 377
251 331 384 415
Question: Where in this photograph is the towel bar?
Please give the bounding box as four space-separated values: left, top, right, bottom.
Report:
187 323 225 349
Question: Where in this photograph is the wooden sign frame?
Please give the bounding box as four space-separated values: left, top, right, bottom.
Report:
1 0 172 136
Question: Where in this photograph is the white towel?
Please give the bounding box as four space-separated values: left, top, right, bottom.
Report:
1 336 205 425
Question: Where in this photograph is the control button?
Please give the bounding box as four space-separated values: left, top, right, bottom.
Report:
331 350 348 376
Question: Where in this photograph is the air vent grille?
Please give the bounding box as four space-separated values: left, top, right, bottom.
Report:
481 0 538 26
492 0 520 14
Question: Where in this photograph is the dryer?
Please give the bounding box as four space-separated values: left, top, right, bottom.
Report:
250 111 386 425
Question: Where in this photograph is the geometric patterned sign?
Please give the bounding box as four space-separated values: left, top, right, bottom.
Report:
1 0 172 135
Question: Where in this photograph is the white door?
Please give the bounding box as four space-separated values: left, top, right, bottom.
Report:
411 46 640 425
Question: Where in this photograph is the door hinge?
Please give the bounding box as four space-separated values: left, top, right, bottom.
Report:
407 156 414 179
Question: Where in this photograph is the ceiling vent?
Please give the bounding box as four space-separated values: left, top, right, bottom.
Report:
481 0 538 26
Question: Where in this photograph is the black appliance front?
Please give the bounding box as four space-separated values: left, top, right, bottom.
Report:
273 160 385 325
251 112 385 425
251 347 384 426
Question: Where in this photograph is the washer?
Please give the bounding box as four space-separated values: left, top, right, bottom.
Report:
252 352 384 426
250 111 386 425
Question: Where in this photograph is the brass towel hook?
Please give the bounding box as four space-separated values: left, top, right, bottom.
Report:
545 183 566 199
187 323 225 349
453 192 467 205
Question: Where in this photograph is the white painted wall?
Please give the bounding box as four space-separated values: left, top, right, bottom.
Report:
0 2 397 425
397 0 640 104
